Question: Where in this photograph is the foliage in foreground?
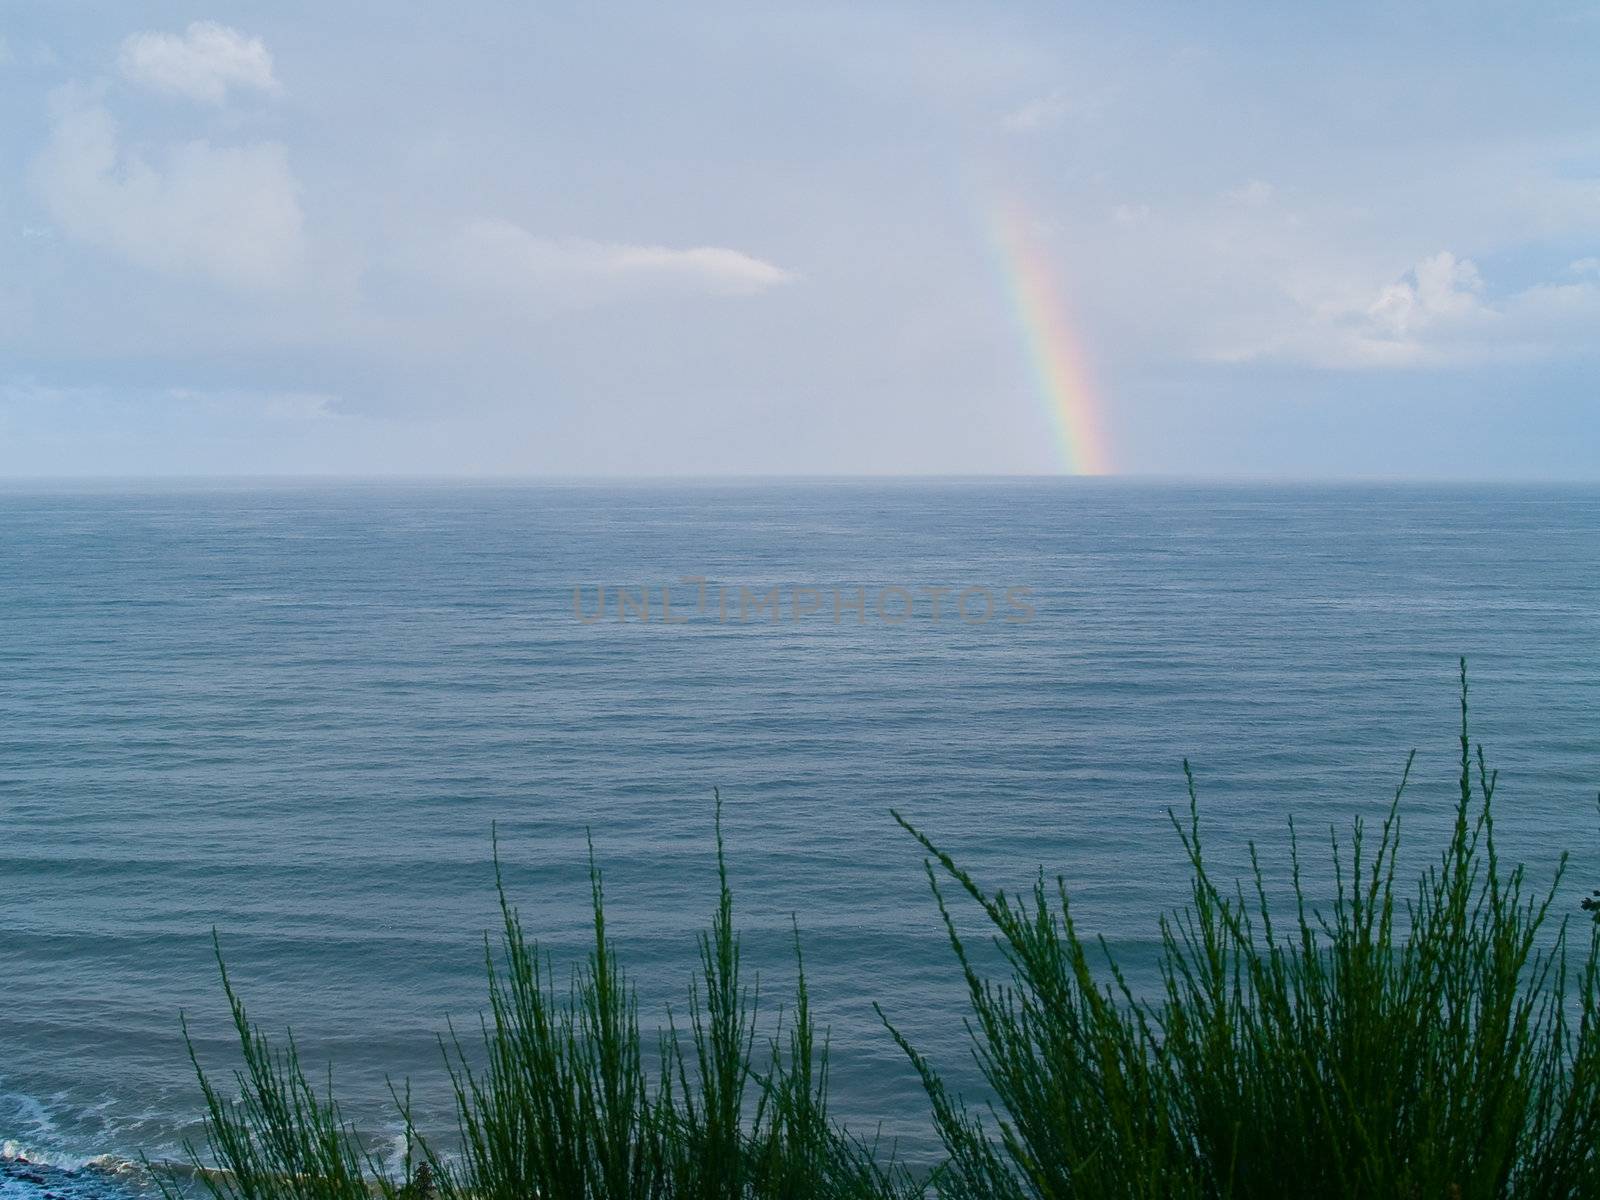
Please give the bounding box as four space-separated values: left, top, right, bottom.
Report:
165 799 908 1200
167 663 1600 1198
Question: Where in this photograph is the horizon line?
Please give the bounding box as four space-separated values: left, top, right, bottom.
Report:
1 471 1597 487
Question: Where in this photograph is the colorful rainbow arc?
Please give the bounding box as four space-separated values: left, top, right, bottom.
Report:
985 200 1113 476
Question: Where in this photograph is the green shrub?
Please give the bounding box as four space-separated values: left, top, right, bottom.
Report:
166 663 1600 1198
882 660 1600 1197
166 796 910 1200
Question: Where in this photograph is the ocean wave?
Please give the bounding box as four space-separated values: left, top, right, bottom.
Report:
1 1145 147 1200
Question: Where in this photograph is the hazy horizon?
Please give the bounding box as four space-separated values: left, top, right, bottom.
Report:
5 471 1600 486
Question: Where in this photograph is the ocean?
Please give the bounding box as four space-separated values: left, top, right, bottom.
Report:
1 479 1597 1190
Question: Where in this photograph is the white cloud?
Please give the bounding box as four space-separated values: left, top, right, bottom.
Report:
164 387 343 421
1226 180 1275 207
117 22 278 104
1219 251 1600 368
432 218 795 310
30 93 304 289
1569 256 1600 276
0 382 362 475
1001 87 1110 132
1003 90 1076 132
1 381 339 418
1362 251 1489 340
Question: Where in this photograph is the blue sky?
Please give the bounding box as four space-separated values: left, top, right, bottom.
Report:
1 2 1597 477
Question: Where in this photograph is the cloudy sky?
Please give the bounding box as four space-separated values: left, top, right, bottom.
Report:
1 2 1597 477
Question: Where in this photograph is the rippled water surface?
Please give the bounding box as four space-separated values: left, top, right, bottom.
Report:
1 479 1597 1180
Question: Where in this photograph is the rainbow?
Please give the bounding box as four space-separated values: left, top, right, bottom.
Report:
984 198 1113 475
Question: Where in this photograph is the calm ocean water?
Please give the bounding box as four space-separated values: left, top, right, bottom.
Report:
1 479 1597 1183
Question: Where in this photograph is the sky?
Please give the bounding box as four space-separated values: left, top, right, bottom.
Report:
1 1 1597 478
